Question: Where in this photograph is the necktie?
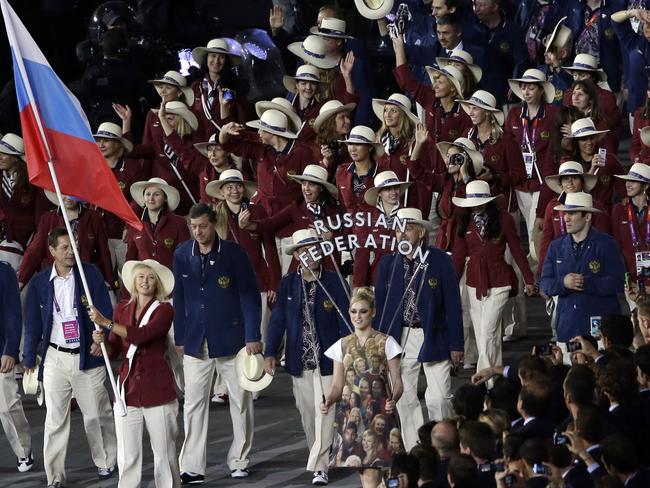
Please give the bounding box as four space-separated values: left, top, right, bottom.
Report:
2 171 14 200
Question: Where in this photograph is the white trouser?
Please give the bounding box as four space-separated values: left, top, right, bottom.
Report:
502 244 528 338
396 328 453 451
427 192 441 244
292 370 334 472
179 342 253 473
0 368 31 458
115 400 180 488
515 190 540 247
460 267 478 364
42 347 117 485
108 238 127 274
275 236 294 276
467 286 512 372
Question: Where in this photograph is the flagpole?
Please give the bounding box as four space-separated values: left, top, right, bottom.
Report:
2 0 126 416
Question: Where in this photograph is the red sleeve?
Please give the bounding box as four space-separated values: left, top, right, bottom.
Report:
608 155 626 201
451 228 468 278
263 230 281 292
125 302 174 346
392 65 433 108
164 132 204 174
504 136 526 188
126 112 156 159
610 204 623 249
93 214 115 288
631 109 646 163
503 213 534 284
222 133 267 160
254 202 296 235
538 202 556 278
18 213 51 284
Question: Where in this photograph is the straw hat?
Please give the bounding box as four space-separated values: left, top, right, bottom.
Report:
310 17 354 39
121 259 175 297
148 70 195 106
22 356 40 396
130 177 181 212
545 161 597 194
339 125 385 155
452 180 502 208
565 118 609 139
458 90 505 126
354 0 394 20
284 228 324 255
162 100 199 131
288 35 338 70
194 133 220 158
44 191 83 207
508 69 555 104
255 98 302 133
93 122 133 154
553 191 601 213
0 133 25 161
288 164 338 197
396 207 433 231
205 169 257 200
372 93 421 126
436 137 484 176
615 163 650 184
543 17 571 53
235 347 273 392
313 100 357 132
640 126 650 147
435 50 482 83
364 170 412 205
425 65 466 100
246 109 299 139
564 54 607 81
192 38 241 65
282 65 324 93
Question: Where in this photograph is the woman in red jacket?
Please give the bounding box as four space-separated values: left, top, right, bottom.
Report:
313 100 356 177
193 134 239 207
567 79 617 154
631 88 650 163
452 181 535 371
90 260 179 487
207 168 280 338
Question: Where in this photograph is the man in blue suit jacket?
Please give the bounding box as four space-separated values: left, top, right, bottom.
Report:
264 229 349 486
0 260 32 473
540 193 624 343
374 208 463 451
23 227 116 487
174 203 262 484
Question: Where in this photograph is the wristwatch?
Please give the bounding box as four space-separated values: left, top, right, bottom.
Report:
106 321 114 331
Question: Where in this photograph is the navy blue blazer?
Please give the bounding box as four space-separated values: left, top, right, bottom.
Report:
373 247 463 363
172 236 261 358
23 263 113 371
265 269 350 377
0 261 22 360
540 228 624 342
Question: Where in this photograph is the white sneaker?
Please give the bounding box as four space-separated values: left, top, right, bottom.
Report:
313 471 328 485
503 335 518 342
211 393 229 404
231 468 249 478
463 363 476 370
17 452 34 472
252 391 260 401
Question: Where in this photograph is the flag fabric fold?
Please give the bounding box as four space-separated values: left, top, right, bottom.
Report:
1 0 142 231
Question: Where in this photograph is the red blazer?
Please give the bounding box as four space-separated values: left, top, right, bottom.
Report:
198 161 238 206
128 110 202 215
108 299 177 408
538 195 610 274
563 86 621 152
0 185 49 248
351 206 395 288
504 103 559 193
631 107 650 164
222 135 313 218
452 211 534 299
125 208 190 269
19 208 113 287
294 97 322 146
222 202 280 292
310 143 352 181
559 154 625 213
335 160 387 214
190 78 249 140
611 200 650 282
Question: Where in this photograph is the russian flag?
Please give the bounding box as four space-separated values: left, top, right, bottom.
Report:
1 0 142 230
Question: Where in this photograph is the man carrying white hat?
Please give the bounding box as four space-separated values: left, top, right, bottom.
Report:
374 208 463 451
540 192 625 343
612 163 650 307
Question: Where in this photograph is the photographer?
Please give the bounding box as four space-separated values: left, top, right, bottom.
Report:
458 420 498 488
519 439 550 488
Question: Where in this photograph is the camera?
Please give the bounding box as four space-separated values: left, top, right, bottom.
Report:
553 432 569 445
449 153 466 166
567 340 582 353
504 474 516 487
535 342 553 356
386 478 400 488
533 463 550 476
223 88 236 101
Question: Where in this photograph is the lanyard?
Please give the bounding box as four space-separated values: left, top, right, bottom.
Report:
559 212 566 235
626 200 650 248
53 280 74 315
521 114 540 151
583 9 600 31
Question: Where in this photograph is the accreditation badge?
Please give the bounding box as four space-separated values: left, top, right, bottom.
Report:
636 252 650 280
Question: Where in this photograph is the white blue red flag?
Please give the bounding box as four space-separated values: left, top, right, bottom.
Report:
1 0 142 230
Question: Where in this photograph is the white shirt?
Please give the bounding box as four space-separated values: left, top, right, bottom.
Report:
49 266 80 349
324 335 402 363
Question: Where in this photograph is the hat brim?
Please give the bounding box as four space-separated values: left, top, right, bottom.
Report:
246 119 298 139
458 99 504 126
191 46 241 66
363 181 412 205
309 25 354 39
436 142 484 175
284 237 325 256
545 173 598 194
282 75 324 94
235 348 274 392
193 141 220 158
615 174 650 184
354 0 395 20
372 99 421 126
205 179 257 200
44 190 84 207
255 101 303 133
287 42 338 69
149 81 195 107
507 79 555 105
553 204 601 213
22 357 40 396
160 105 199 131
313 103 356 132
425 66 465 100
563 66 607 82
436 57 482 83
339 136 385 156
130 180 181 212
121 259 175 297
289 174 338 197
400 218 433 231
93 133 134 155
640 127 650 147
0 145 26 161
565 128 609 139
544 16 569 53
452 194 502 208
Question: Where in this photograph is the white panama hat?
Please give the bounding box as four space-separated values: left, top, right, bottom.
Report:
458 90 505 126
396 207 433 231
545 161 597 194
205 169 257 201
313 99 357 132
235 348 273 392
255 97 302 133
553 191 601 213
339 125 385 156
93 122 133 154
121 259 175 297
148 70 195 106
508 69 556 105
372 93 421 126
452 180 502 208
354 0 395 20
288 35 338 70
246 109 299 139
435 50 482 83
436 137 484 176
615 163 650 184
310 17 354 39
364 170 412 206
192 38 241 65
130 177 181 212
288 164 338 197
